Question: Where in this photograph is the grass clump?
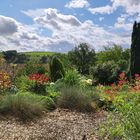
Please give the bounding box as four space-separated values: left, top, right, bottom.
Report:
0 92 48 121
57 86 96 112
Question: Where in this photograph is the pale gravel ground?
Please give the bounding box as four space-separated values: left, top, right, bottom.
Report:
0 109 106 140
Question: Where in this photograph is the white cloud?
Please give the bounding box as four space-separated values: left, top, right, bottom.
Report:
112 0 140 14
89 0 140 16
23 8 81 31
114 14 133 31
89 5 114 15
65 0 90 8
0 15 18 35
0 8 131 52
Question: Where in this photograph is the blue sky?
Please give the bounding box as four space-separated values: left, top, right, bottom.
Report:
0 0 140 52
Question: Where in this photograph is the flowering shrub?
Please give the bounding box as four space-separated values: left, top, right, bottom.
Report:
28 73 49 95
29 73 49 84
0 71 11 93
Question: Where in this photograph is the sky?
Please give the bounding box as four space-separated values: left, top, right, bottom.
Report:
0 0 140 52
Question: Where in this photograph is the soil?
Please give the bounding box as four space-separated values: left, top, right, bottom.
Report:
0 109 107 140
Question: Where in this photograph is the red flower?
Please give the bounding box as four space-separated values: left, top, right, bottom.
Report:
119 72 125 80
29 73 49 84
118 80 124 86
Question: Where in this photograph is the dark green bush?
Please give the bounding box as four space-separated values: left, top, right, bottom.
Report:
57 87 95 112
49 56 65 82
30 83 47 95
36 66 46 74
68 43 96 75
90 61 121 85
2 50 18 63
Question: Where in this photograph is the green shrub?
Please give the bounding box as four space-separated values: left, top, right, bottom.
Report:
98 113 124 139
30 83 47 95
124 104 140 140
16 75 48 95
22 59 39 75
57 87 95 112
68 43 96 75
63 69 80 87
90 61 121 85
114 93 140 140
53 70 82 90
36 66 46 74
49 56 65 82
0 92 56 121
15 75 34 91
53 79 65 91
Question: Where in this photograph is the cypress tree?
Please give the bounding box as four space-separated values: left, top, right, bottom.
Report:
49 56 65 82
130 21 140 78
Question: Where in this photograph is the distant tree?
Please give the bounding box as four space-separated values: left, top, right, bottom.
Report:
3 50 18 63
130 21 140 78
97 45 130 64
49 56 65 82
16 53 28 64
68 43 96 75
40 56 48 64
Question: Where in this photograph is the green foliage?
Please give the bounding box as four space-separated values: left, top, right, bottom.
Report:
97 45 129 64
63 69 80 87
15 75 34 91
49 56 65 82
25 52 56 57
0 93 46 121
123 105 140 140
90 61 121 85
68 43 96 75
52 70 83 90
30 83 47 95
22 59 40 75
40 56 48 63
99 113 124 139
36 66 46 74
15 53 28 64
57 86 95 112
21 59 47 75
2 51 28 64
114 92 140 140
117 59 128 72
55 53 71 71
130 21 140 78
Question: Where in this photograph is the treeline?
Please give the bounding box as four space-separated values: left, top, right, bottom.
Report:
68 44 130 85
1 50 49 64
1 44 130 85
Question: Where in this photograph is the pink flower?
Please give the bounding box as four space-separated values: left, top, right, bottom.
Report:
119 72 125 79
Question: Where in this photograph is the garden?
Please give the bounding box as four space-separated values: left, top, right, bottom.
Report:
0 22 140 140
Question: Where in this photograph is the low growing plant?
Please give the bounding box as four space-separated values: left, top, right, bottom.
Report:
0 92 57 121
57 86 96 112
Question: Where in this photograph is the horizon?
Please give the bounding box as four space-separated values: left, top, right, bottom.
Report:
0 0 140 52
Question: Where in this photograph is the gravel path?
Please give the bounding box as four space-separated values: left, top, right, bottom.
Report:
0 109 106 140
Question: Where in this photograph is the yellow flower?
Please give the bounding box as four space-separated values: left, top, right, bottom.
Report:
10 63 17 67
50 82 55 85
86 79 92 85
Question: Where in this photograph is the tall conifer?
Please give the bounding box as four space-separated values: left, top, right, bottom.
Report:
130 21 140 77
